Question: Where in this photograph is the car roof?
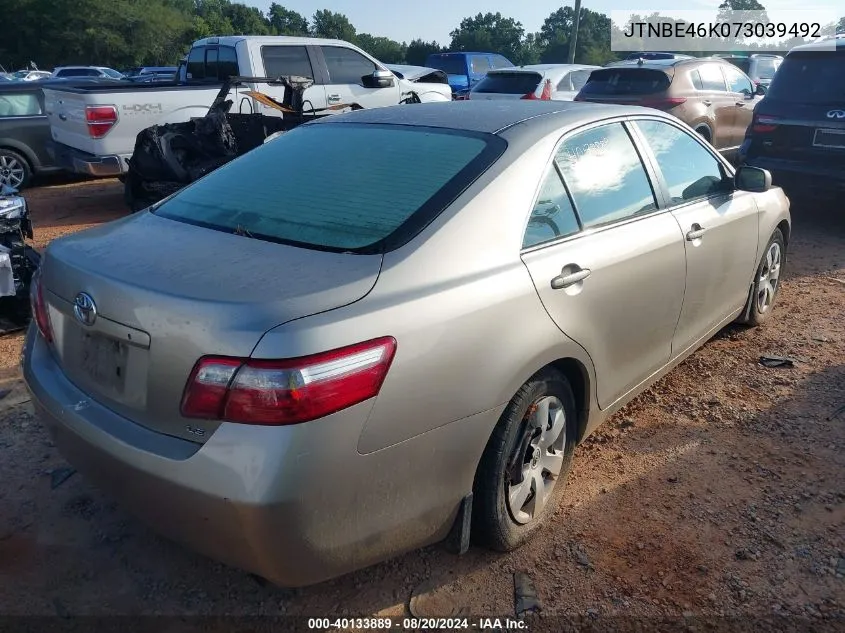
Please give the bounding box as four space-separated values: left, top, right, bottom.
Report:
312 100 664 139
193 35 360 49
427 52 503 57
789 34 845 52
489 64 600 74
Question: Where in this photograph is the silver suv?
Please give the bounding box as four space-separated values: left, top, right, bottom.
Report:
721 54 783 88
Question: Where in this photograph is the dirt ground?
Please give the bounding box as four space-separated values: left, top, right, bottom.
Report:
0 177 842 627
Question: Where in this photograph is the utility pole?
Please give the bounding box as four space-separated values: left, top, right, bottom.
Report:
567 0 583 64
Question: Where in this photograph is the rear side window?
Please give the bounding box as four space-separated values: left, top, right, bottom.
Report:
472 72 541 95
0 92 42 117
697 64 727 91
323 46 376 84
556 123 657 228
186 46 206 81
579 69 670 96
766 51 844 104
154 124 503 252
261 45 314 80
471 56 492 74
217 47 239 80
523 167 580 248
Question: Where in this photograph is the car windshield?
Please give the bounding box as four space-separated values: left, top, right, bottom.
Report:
579 68 671 96
472 72 542 94
427 57 466 76
102 68 124 79
766 51 844 104
154 123 502 253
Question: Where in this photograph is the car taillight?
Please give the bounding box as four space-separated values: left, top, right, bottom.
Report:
752 114 778 133
181 337 397 425
522 79 552 101
29 269 53 343
85 105 118 139
639 97 687 110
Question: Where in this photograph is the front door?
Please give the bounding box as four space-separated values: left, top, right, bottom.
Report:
520 121 687 409
695 63 736 150
256 44 327 116
319 45 400 110
722 64 757 149
633 118 759 355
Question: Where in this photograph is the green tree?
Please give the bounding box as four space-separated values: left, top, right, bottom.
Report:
717 0 769 24
356 35 406 63
311 9 356 42
514 33 542 65
539 7 615 64
449 12 525 62
837 16 845 33
268 4 309 35
224 3 271 35
405 39 443 66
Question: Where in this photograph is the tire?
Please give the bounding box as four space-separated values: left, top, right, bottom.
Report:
472 368 578 552
738 229 786 327
0 148 32 190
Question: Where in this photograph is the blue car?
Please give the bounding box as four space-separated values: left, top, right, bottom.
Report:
425 52 514 98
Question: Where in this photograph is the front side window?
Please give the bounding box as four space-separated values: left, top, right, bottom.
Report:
523 166 580 248
0 92 42 117
723 65 754 95
636 119 731 203
556 123 657 228
471 56 492 74
323 46 376 84
262 45 314 80
155 124 502 252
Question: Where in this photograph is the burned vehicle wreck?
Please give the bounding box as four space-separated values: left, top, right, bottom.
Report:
0 184 39 329
124 75 412 212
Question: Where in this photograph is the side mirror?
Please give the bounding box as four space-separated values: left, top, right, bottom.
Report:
755 83 768 96
735 165 772 192
362 69 394 89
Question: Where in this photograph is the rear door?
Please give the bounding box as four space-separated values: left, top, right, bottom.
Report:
520 120 687 408
632 117 759 354
317 45 399 110
0 88 51 172
721 64 756 147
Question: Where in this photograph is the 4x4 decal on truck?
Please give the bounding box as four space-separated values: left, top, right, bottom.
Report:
122 103 163 114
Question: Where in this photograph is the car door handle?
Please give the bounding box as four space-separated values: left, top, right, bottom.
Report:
702 100 712 106
58 113 67 121
686 224 707 241
550 267 591 290
736 102 747 107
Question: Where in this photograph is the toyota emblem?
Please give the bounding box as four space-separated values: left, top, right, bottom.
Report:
73 292 97 326
827 110 845 119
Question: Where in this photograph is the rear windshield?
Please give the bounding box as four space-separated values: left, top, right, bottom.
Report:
154 124 504 253
579 68 670 96
766 52 844 104
426 56 467 76
472 72 542 94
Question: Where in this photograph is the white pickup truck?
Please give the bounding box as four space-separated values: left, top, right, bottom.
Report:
44 36 452 177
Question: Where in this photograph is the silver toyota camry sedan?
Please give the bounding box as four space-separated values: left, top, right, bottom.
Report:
23 101 790 587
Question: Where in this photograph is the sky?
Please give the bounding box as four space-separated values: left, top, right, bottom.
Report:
249 0 843 45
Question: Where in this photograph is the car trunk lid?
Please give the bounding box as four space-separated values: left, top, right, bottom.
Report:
40 211 382 443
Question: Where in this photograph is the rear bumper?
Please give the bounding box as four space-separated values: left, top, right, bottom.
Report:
742 150 845 194
47 140 128 177
22 326 497 587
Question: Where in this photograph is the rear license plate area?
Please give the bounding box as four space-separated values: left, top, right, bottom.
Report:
79 330 129 393
813 128 845 149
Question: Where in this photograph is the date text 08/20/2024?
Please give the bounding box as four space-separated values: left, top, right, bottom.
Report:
307 617 529 630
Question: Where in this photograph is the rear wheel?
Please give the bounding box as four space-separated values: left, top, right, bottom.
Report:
472 369 577 551
0 149 31 189
738 229 785 327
